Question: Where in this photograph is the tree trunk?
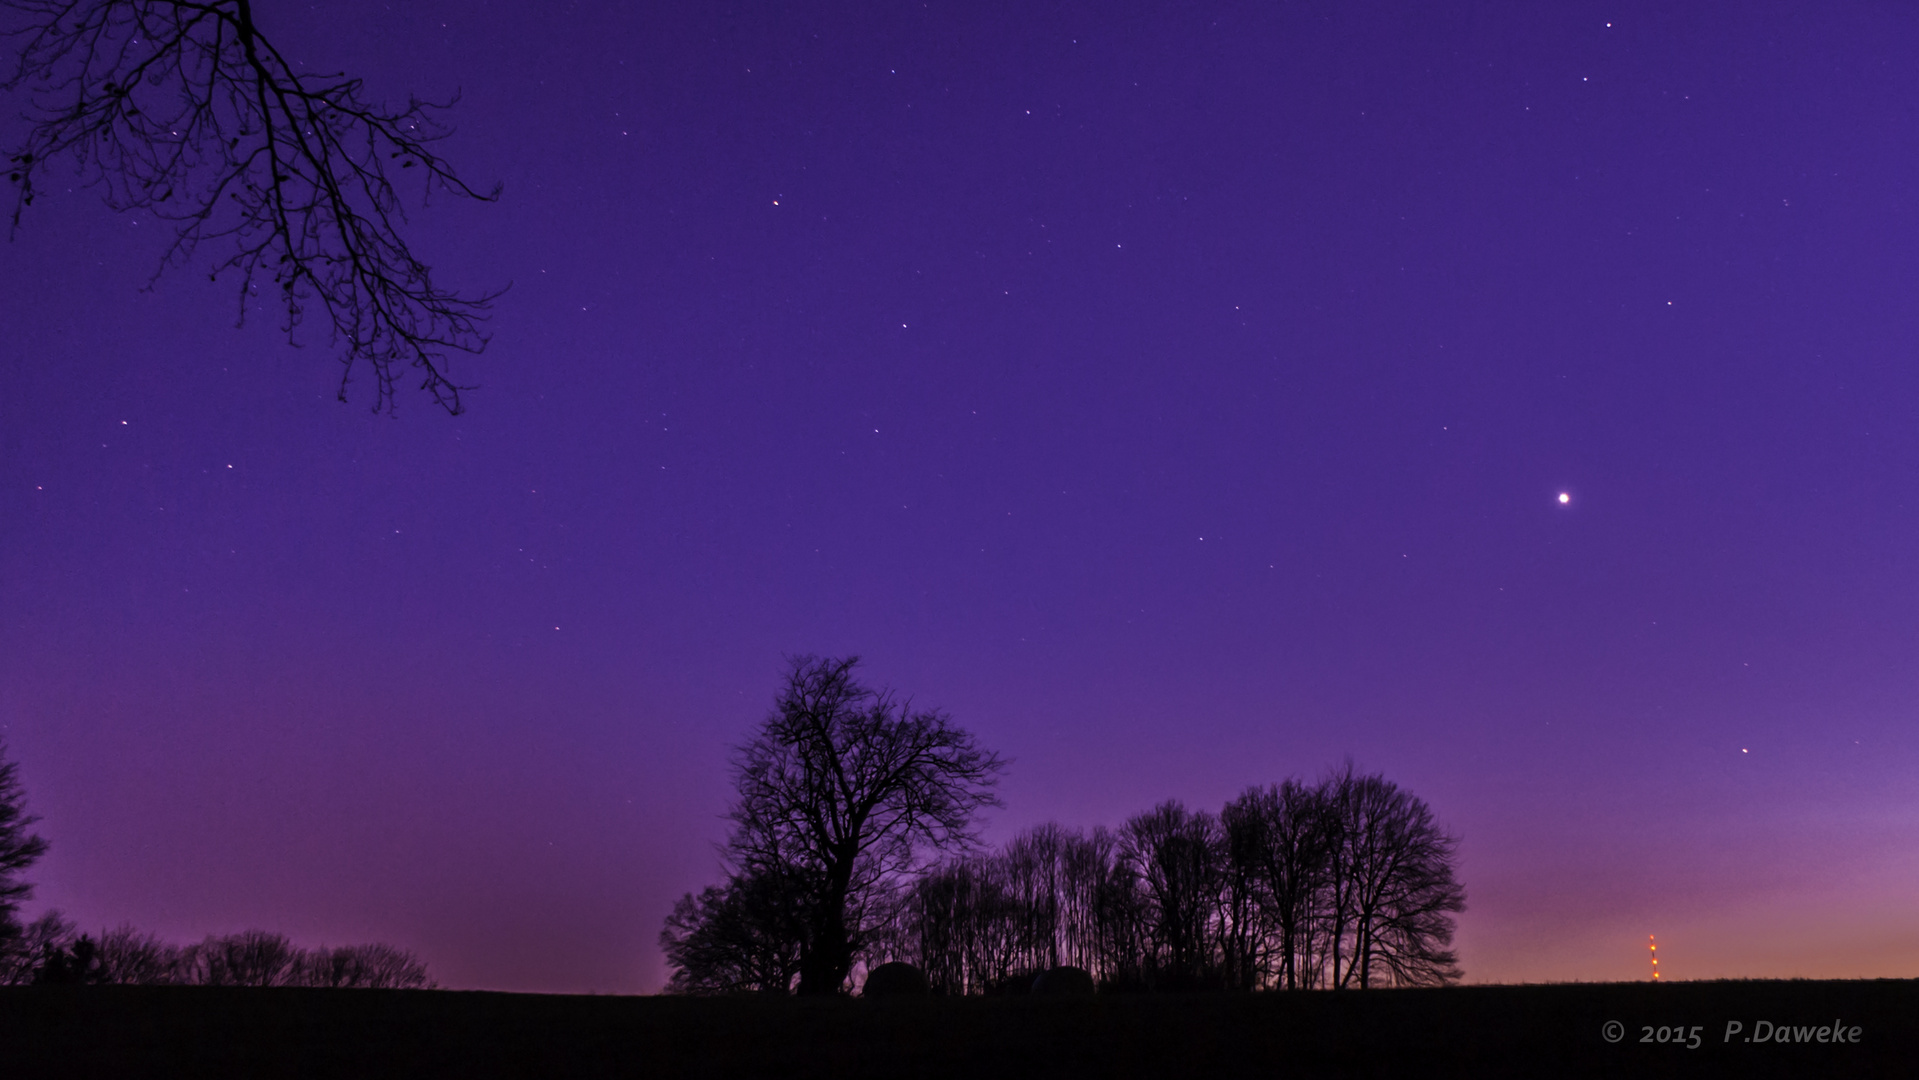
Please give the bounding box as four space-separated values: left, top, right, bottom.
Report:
796 850 858 995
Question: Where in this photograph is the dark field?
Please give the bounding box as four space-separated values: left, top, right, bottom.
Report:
3 979 1915 1078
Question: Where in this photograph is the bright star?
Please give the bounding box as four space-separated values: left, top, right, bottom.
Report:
1558 493 1570 504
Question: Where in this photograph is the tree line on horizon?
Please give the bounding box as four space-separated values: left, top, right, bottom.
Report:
0 740 431 989
2 917 433 988
661 656 1465 995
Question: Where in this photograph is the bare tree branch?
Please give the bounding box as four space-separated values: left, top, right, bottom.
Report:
3 0 503 413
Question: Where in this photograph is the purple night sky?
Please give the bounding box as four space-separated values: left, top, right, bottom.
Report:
5 1 1919 993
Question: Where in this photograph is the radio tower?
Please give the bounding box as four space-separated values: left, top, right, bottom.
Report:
1649 935 1659 981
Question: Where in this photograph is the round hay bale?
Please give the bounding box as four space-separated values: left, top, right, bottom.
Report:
1030 965 1096 996
862 961 931 998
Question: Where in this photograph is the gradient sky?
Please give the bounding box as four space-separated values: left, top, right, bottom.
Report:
4 0 1919 993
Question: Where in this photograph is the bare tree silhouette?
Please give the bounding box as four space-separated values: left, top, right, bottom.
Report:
1223 779 1333 990
301 942 433 988
95 924 185 984
875 823 1131 995
1121 801 1226 990
183 928 302 985
675 656 1005 996
1 910 73 984
3 0 502 413
1320 765 1464 988
659 868 806 995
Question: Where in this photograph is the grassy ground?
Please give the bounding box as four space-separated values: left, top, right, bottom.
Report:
3 978 1915 1078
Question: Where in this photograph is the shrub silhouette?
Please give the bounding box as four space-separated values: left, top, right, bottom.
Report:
862 961 931 998
1031 965 1096 996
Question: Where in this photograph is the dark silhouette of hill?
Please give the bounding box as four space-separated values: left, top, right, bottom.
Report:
2 978 1916 1078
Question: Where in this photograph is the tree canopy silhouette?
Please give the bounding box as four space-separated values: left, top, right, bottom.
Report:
667 656 1006 996
13 918 434 986
0 739 49 959
658 868 805 995
3 0 502 413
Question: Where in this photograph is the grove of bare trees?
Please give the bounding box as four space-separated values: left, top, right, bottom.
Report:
872 765 1465 993
664 747 1467 995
